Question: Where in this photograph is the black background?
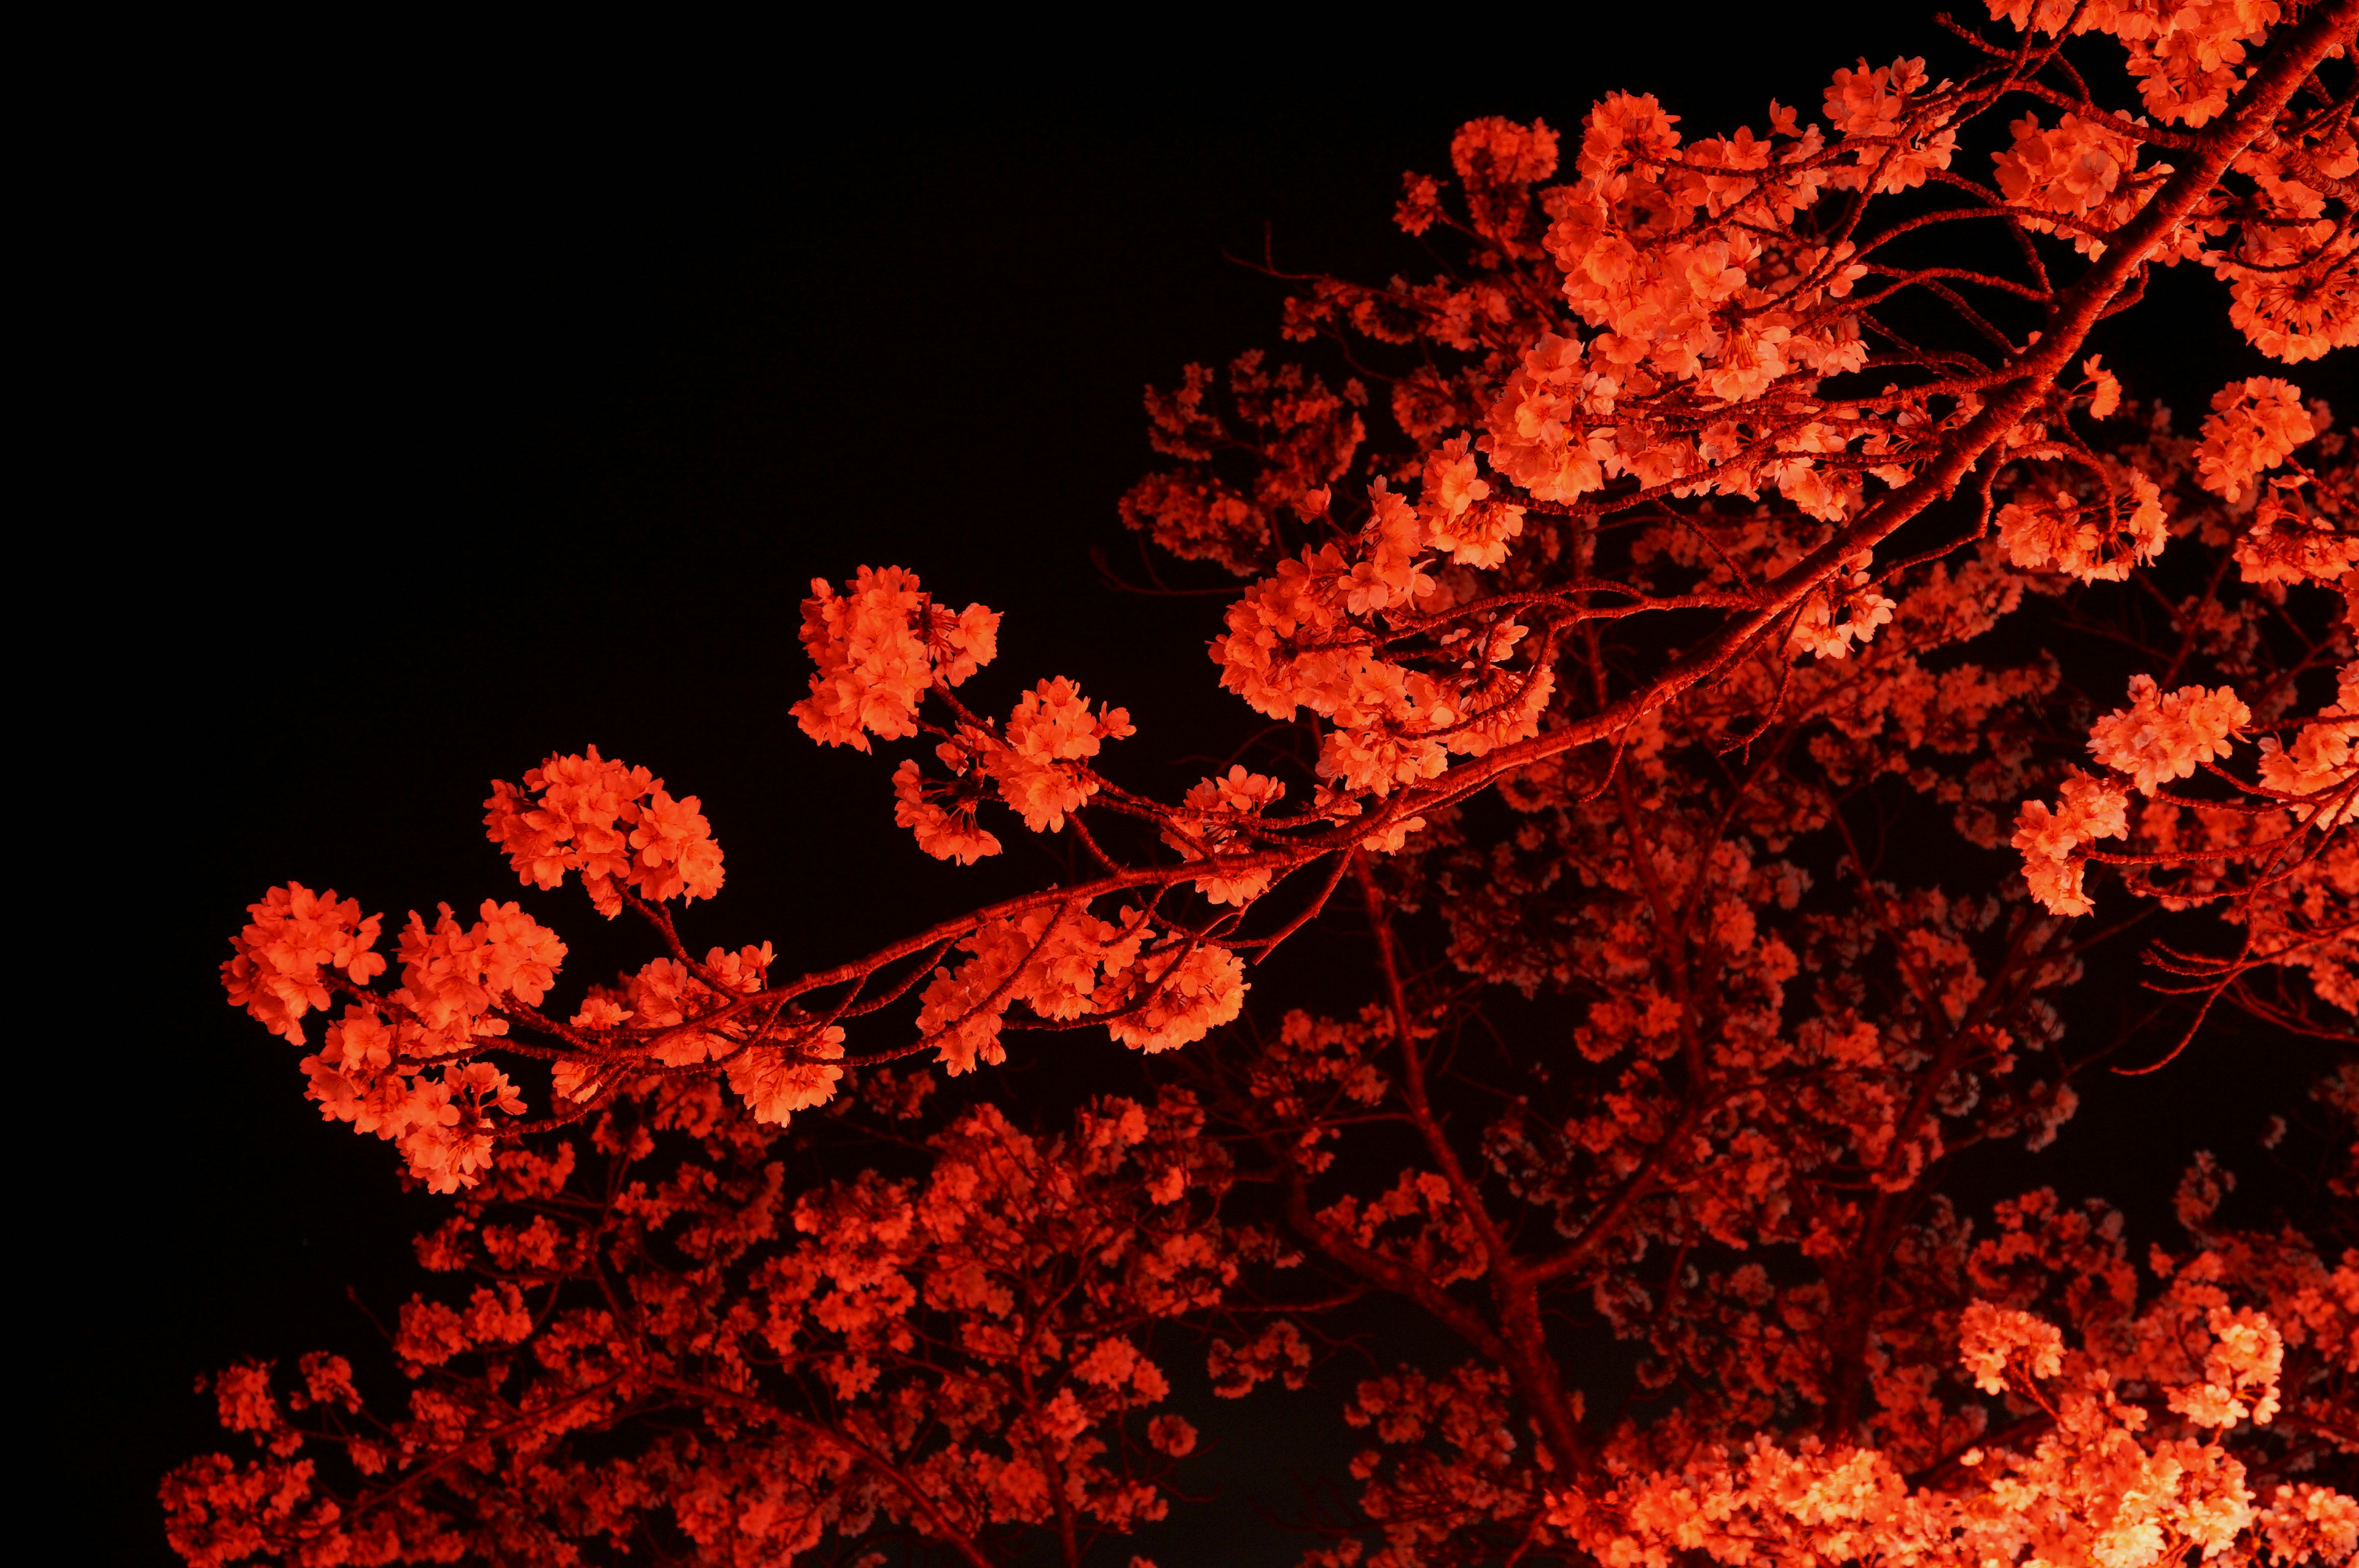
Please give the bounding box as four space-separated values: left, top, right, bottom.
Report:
37 14 2337 1562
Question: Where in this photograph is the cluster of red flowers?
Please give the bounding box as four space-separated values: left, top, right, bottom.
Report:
179 2 2356 1564
484 744 725 916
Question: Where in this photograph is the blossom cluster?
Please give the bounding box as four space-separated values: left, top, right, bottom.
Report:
914 902 1247 1072
2011 770 2133 916
1162 765 1288 906
1119 351 1367 575
2088 674 2255 794
791 556 1141 862
889 673 1136 854
221 884 386 1045
223 884 555 1190
1989 0 2283 128
1549 1292 2352 1568
483 744 724 917
2257 673 2357 831
1485 86 1890 518
194 17 2359 1565
1995 464 2167 583
2012 675 2253 916
1207 477 1549 796
1988 0 2358 361
791 564 1001 750
166 1091 1248 1566
2197 379 2320 505
1993 111 2169 259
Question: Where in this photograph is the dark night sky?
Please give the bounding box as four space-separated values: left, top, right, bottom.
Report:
37 16 2333 1562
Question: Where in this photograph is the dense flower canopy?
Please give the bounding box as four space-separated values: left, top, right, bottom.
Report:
178 3 2358 1565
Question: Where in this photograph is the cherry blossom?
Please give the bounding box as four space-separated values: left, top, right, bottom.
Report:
2088 674 2253 794
2199 378 2321 503
187 7 2359 1562
792 565 1001 751
222 884 386 1045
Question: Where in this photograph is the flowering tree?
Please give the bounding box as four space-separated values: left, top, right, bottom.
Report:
170 2 2359 1564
